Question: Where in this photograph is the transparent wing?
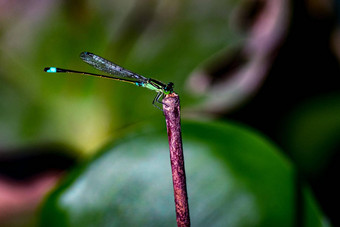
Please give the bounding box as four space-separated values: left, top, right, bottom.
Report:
80 52 148 82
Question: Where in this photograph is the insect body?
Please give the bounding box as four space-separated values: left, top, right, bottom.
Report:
44 52 174 109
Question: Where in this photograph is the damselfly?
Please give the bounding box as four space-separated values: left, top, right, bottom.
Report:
44 52 174 109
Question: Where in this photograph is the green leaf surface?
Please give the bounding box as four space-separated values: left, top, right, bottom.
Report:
39 121 325 226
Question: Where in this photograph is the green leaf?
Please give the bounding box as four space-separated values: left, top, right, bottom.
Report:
39 121 326 226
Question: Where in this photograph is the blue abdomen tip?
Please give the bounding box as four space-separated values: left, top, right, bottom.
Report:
46 67 57 73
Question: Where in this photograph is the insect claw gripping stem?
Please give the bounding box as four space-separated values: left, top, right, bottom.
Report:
152 92 169 111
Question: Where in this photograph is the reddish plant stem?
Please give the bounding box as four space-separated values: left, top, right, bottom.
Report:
163 93 190 227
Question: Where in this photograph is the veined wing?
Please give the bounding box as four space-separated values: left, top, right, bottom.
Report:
80 52 148 81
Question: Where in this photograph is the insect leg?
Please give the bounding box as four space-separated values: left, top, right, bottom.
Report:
152 92 162 110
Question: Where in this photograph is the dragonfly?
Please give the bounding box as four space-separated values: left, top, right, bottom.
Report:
44 52 174 109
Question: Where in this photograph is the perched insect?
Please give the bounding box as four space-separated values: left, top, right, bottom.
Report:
44 52 174 109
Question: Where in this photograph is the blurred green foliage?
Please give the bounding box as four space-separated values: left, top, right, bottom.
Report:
0 0 242 153
281 93 340 178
